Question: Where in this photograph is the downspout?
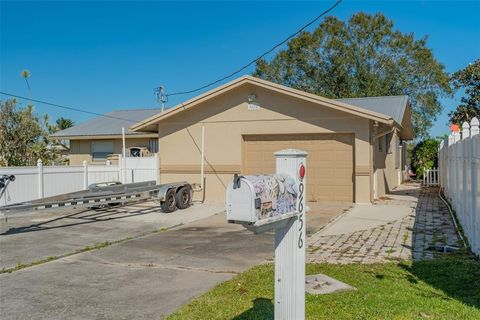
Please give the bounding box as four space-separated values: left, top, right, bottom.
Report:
199 124 206 203
201 125 205 190
372 121 378 200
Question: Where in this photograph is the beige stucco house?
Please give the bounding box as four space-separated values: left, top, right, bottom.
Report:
51 109 160 165
132 75 413 204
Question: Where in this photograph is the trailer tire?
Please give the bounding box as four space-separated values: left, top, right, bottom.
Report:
161 188 177 213
176 186 192 209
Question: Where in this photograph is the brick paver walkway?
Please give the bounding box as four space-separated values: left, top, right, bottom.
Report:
307 183 462 264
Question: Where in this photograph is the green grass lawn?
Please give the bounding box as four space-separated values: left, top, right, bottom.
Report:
167 256 480 320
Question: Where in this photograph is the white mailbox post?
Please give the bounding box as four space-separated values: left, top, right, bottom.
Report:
226 149 307 319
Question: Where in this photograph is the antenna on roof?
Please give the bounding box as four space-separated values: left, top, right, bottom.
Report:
154 86 168 112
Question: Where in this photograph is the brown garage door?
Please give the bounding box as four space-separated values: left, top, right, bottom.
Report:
243 133 354 202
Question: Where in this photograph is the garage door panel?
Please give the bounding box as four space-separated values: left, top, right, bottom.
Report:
315 152 335 161
335 172 353 181
315 186 334 201
333 187 353 201
243 133 354 202
336 150 353 160
335 160 352 167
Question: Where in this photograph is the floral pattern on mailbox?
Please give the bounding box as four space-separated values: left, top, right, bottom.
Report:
244 174 297 220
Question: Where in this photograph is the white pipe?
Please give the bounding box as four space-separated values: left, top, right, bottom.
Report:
122 127 126 158
201 125 205 190
122 127 127 183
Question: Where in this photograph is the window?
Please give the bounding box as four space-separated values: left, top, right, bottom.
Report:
91 140 114 160
149 139 158 153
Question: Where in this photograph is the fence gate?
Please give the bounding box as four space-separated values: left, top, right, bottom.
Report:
423 168 440 187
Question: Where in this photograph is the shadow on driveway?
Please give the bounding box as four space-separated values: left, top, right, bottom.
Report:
1 203 158 236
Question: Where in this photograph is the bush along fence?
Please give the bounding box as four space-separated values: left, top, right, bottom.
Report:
438 117 480 256
0 154 159 206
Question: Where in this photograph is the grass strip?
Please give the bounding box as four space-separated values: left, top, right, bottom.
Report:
167 255 480 320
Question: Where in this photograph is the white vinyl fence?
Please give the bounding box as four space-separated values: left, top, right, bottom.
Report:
120 154 160 184
423 168 440 187
438 117 480 256
0 154 159 206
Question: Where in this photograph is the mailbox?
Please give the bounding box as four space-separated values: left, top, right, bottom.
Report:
226 173 298 224
226 149 307 318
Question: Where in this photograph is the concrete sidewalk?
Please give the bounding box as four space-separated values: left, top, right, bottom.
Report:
319 204 414 236
319 183 418 237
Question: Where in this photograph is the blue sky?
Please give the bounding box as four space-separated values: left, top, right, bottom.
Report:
1 1 479 137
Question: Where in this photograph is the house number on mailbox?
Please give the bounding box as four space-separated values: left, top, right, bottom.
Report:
298 163 305 249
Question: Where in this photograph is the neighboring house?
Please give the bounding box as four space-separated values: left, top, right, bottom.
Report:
51 109 161 165
131 75 413 204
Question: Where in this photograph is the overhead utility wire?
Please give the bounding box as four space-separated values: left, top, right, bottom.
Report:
0 1 343 118
166 0 344 97
0 91 137 123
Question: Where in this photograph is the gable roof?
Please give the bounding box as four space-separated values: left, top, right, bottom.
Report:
51 109 160 139
336 96 408 125
131 75 397 132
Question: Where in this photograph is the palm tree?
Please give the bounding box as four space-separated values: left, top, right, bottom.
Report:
21 70 31 96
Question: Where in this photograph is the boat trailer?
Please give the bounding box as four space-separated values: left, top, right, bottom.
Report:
0 178 198 216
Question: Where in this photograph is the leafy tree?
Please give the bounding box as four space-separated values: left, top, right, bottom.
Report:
55 117 74 131
45 116 75 151
254 13 451 138
449 59 480 126
44 115 74 135
0 99 61 166
411 139 440 178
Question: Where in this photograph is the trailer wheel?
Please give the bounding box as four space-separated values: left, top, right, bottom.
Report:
161 188 177 213
176 186 192 209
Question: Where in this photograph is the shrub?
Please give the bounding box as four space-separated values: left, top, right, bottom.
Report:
411 139 440 178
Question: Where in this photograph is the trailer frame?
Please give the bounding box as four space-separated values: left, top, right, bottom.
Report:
0 180 195 216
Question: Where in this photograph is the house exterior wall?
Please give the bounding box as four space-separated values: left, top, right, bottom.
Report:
374 130 402 197
69 137 153 165
156 84 372 203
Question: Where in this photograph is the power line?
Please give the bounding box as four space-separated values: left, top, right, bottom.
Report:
166 0 343 98
1 1 343 121
0 91 138 123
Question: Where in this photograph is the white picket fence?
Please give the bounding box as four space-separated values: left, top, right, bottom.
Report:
0 154 159 206
438 117 480 256
423 168 440 187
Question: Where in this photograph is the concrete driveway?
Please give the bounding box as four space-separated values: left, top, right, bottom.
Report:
0 213 274 319
0 201 347 319
0 201 224 270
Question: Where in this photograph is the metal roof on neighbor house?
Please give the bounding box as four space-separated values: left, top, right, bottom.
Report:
50 109 161 138
336 95 408 125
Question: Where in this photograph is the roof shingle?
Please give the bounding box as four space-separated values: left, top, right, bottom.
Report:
50 109 160 137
